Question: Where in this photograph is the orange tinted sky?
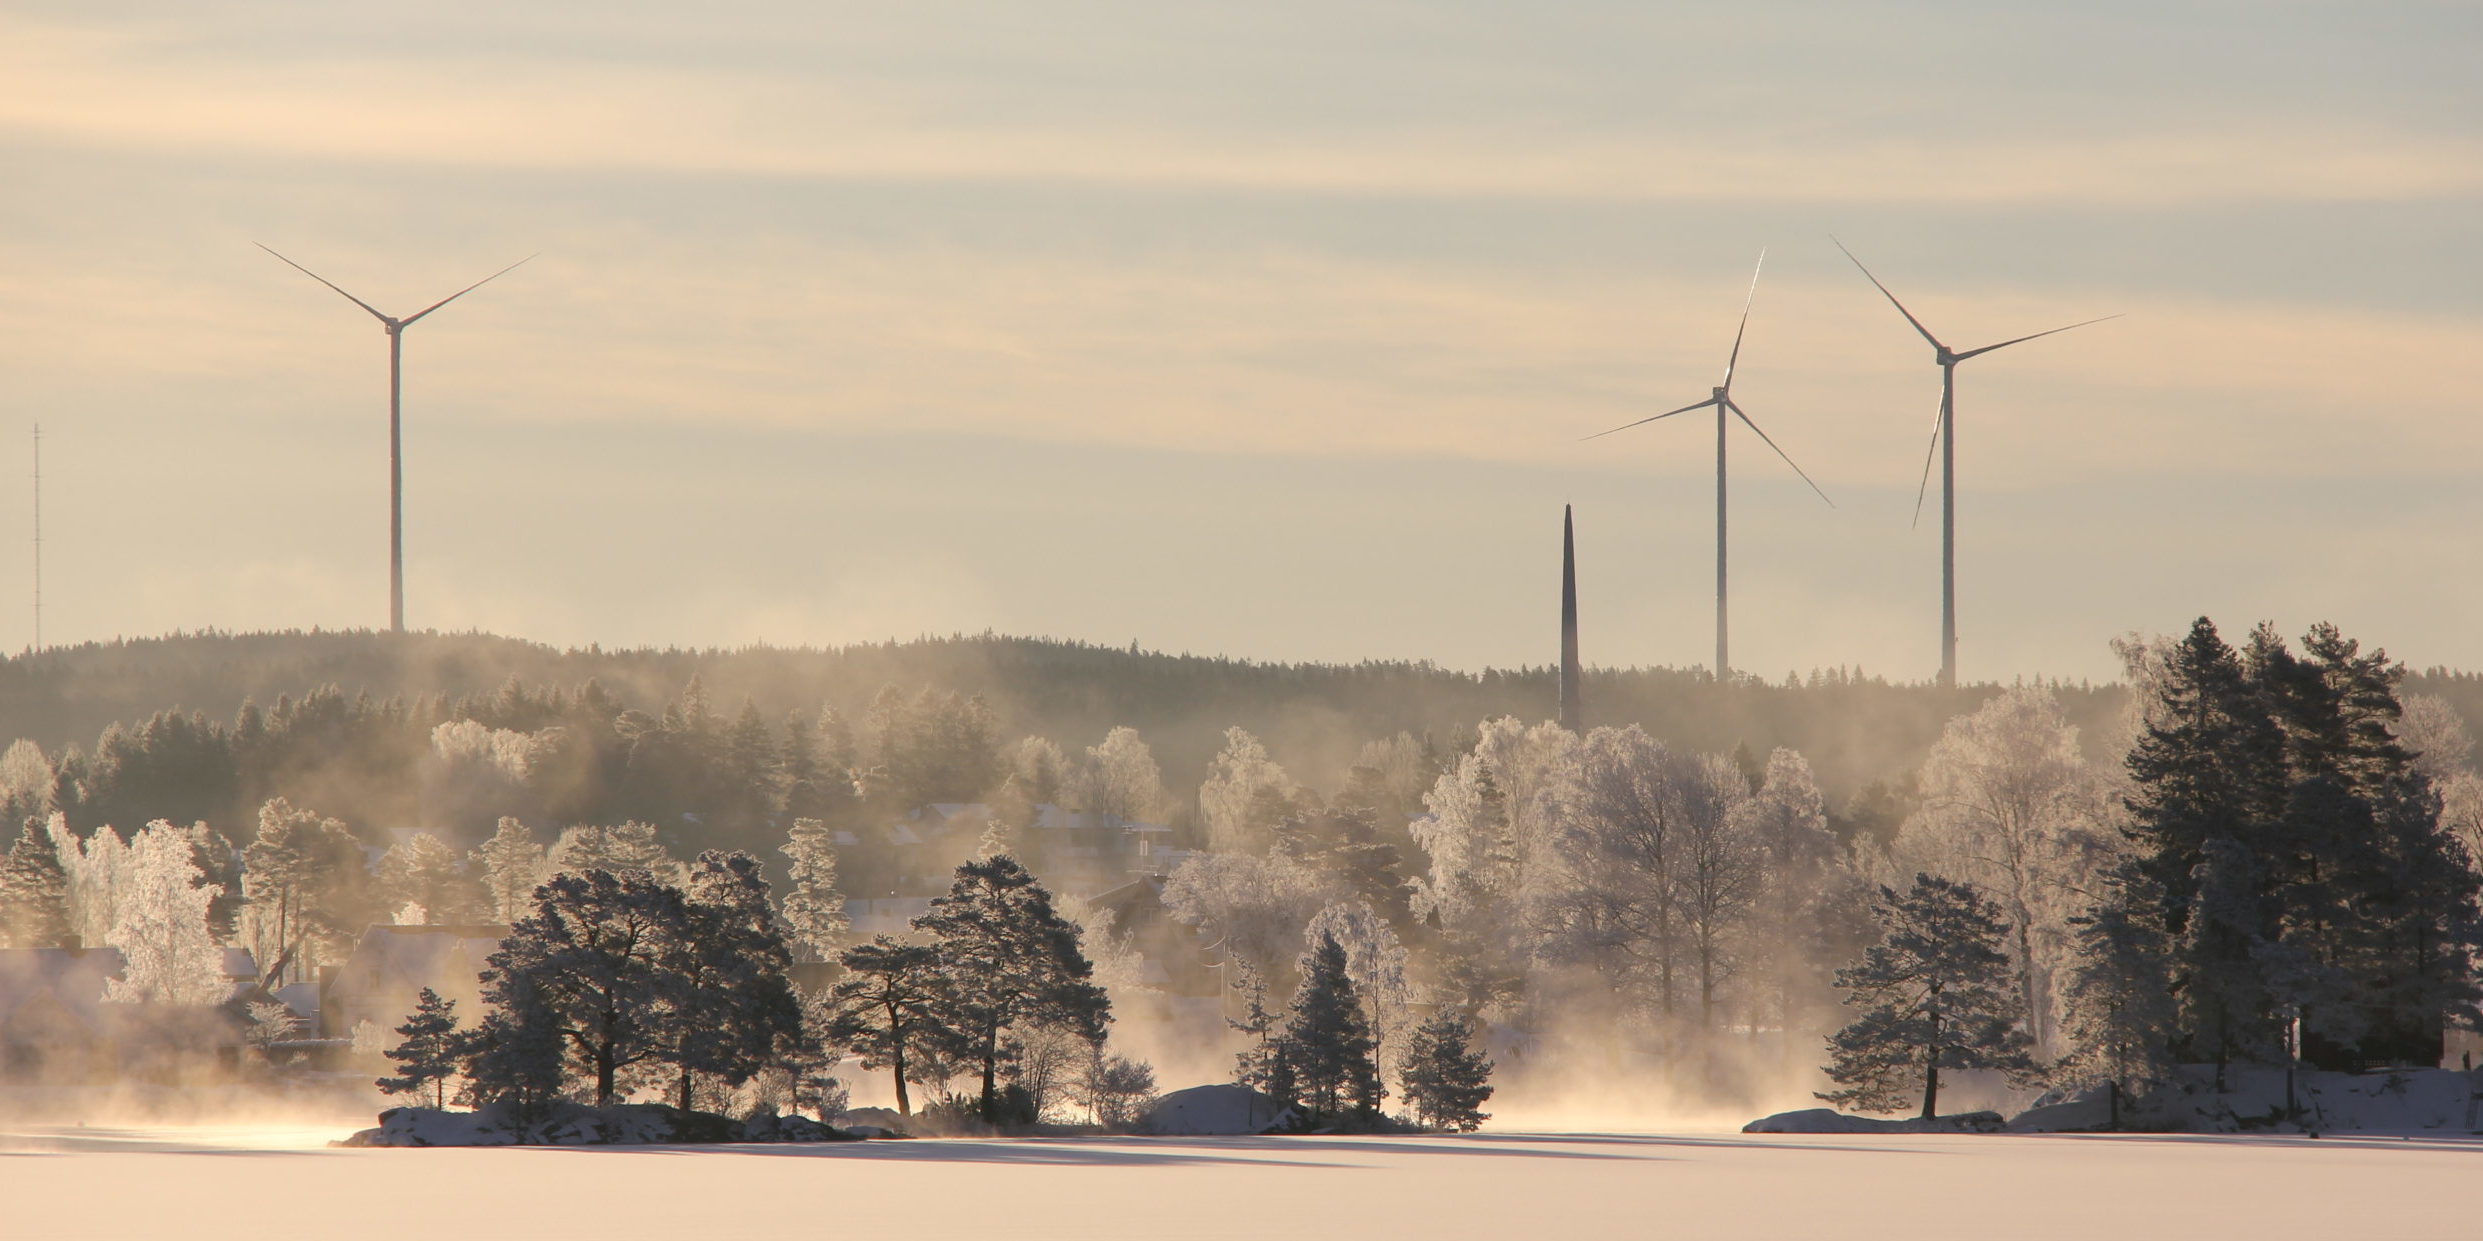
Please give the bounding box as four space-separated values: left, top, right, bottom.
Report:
1 2 2477 679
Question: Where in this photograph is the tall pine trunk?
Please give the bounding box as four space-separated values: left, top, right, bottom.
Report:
1920 986 1942 1121
979 1018 1001 1122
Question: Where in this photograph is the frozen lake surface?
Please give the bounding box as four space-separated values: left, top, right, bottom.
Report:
4 1122 2474 1239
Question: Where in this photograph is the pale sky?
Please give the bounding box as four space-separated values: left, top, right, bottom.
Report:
2 2 2478 681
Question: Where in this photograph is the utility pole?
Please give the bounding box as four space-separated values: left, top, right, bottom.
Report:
30 423 40 653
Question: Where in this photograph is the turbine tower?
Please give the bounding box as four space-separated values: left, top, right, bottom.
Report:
1584 252 1832 681
1832 238 2116 688
259 244 532 633
1560 504 1582 733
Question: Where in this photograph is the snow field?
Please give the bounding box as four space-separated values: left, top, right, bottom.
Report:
3 1126 2477 1240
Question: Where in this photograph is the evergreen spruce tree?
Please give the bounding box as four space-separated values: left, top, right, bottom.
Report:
2120 618 2288 1069
1820 874 2033 1120
2058 870 2179 1128
724 699 781 834
377 987 469 1109
1271 932 1383 1122
462 972 568 1116
780 711 830 822
778 817 850 963
2117 618 2483 1071
0 817 72 947
914 856 1111 1123
1400 1012 1494 1132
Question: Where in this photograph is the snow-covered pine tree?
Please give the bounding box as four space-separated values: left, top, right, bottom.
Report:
547 821 681 883
378 987 469 1109
826 936 954 1117
478 869 692 1106
241 799 376 983
1272 932 1383 1122
376 831 483 924
1893 686 2107 1056
472 817 545 924
2058 872 2178 1128
1820 874 2033 1120
914 856 1111 1123
778 817 850 963
665 850 806 1111
1399 1012 1494 1132
0 817 71 947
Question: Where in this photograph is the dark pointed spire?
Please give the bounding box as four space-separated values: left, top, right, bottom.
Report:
1560 505 1582 733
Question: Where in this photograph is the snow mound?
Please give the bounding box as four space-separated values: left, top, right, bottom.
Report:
1742 1108 2005 1134
1145 1084 1296 1135
833 1106 910 1136
339 1103 864 1147
2006 1091 2113 1133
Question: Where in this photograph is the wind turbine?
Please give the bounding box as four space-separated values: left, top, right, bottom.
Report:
259 244 532 634
1831 237 2116 688
1584 252 1833 681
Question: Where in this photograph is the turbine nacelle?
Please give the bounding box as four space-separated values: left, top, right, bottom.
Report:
1578 250 1834 509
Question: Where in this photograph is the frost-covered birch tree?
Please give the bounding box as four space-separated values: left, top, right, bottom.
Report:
1075 727 1167 826
1198 727 1297 854
104 822 228 1006
1163 850 1341 981
1738 749 1860 1054
1887 687 2110 1054
53 817 128 952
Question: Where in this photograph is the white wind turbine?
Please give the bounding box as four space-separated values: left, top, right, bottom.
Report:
1584 252 1833 680
260 244 532 633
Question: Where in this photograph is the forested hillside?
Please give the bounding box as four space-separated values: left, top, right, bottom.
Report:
3 627 2475 853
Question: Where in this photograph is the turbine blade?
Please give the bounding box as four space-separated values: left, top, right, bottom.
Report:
258 243 391 323
1579 398 1718 442
1725 399 1833 508
400 253 537 325
1954 313 2122 360
1720 248 1765 392
1909 394 1943 530
1830 235 1943 352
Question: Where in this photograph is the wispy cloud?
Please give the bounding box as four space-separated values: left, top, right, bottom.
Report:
8 13 2480 207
